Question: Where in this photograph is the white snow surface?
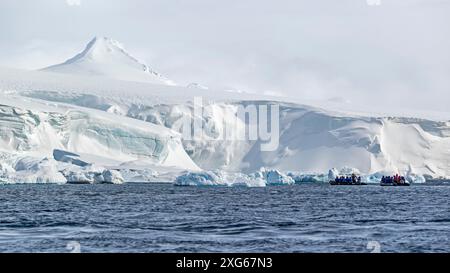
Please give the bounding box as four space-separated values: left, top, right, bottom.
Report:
42 37 175 86
1 37 450 183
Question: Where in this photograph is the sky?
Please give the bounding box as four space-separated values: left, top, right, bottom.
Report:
0 0 449 113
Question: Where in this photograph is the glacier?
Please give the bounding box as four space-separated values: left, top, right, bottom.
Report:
0 92 200 184
1 36 450 184
15 86 450 179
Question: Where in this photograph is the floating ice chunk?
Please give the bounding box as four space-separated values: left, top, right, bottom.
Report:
264 170 295 185
406 173 426 184
102 170 124 184
328 168 340 181
64 171 94 184
6 156 67 184
223 171 266 187
361 172 384 184
175 170 266 187
175 171 221 186
287 172 327 183
62 167 124 184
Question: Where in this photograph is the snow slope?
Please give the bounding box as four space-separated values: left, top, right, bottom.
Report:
1 36 450 182
42 37 175 85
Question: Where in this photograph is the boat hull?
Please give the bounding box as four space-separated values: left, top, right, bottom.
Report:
329 181 367 186
380 182 410 187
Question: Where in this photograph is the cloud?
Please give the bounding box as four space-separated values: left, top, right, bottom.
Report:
0 0 449 112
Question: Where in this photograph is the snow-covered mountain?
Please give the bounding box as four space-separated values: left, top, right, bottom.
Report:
42 37 175 85
1 37 450 184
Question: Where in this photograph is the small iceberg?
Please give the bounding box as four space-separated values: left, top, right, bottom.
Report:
175 170 266 187
174 169 295 187
0 155 66 184
262 169 295 185
63 168 124 184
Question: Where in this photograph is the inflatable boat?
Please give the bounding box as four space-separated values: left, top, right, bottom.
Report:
380 182 410 187
329 180 367 186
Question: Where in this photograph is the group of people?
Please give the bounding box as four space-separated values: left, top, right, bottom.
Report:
334 173 362 184
381 174 406 185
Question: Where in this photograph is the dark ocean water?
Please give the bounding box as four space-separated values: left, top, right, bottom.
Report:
0 183 449 253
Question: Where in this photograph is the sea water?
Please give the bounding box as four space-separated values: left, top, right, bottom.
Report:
0 183 449 253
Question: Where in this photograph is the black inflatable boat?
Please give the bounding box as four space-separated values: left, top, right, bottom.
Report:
380 182 410 186
329 181 367 186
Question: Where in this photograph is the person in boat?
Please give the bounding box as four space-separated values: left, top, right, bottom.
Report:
346 176 352 183
357 176 362 183
351 173 357 183
395 174 401 184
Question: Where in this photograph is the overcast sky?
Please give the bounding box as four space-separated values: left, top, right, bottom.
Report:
1 0 449 112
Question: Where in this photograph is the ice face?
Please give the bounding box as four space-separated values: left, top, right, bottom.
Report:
0 95 200 182
0 105 39 152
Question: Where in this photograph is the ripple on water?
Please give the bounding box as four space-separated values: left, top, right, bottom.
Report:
0 183 449 252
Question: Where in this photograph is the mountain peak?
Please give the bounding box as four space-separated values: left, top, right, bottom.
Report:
82 36 126 58
42 36 175 85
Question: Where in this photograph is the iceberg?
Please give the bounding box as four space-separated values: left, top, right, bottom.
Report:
0 154 66 184
406 173 426 184
62 168 124 184
102 170 125 184
263 169 295 185
328 168 340 181
175 170 266 187
288 171 328 183
174 169 296 187
175 171 221 186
